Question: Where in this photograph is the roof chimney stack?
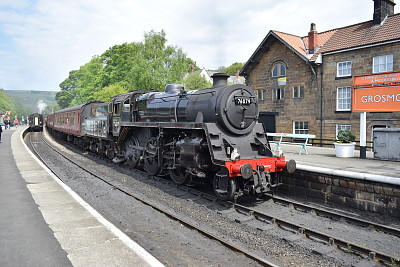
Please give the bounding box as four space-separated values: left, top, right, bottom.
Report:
373 0 396 25
308 23 318 54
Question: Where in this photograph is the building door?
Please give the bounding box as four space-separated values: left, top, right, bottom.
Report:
258 112 277 134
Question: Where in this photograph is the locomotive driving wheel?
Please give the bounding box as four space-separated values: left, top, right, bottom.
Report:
213 168 237 200
144 138 161 175
169 167 190 185
124 136 141 167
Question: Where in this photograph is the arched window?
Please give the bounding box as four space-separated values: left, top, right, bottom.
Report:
271 63 286 77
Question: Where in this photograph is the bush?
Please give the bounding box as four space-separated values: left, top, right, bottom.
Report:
336 130 356 143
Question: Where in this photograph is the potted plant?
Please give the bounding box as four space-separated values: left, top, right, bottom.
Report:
334 130 356 157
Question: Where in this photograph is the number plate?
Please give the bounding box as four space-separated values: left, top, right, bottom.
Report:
235 97 251 105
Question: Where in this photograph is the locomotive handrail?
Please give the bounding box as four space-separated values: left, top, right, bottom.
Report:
267 133 316 155
153 89 217 102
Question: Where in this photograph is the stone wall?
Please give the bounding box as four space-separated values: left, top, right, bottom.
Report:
247 39 320 134
321 42 400 141
280 170 400 218
246 35 400 141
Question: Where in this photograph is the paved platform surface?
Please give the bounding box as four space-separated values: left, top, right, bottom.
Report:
0 127 164 267
276 143 400 180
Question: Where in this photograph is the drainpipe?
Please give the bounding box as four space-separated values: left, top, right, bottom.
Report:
319 66 323 147
308 62 322 145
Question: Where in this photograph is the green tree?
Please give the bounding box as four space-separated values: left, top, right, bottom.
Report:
59 70 80 91
128 30 195 91
0 89 14 112
55 90 76 109
55 30 197 108
93 82 129 102
183 73 212 90
0 89 31 121
225 62 244 76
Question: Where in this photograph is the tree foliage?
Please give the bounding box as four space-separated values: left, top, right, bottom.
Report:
218 62 244 76
225 62 244 76
56 30 197 108
0 89 32 120
0 89 14 112
183 73 212 90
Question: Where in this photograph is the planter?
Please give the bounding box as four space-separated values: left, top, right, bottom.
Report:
334 142 356 157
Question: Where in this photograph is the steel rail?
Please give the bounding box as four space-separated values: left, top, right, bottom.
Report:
30 131 280 267
230 201 400 265
271 195 400 238
37 130 400 265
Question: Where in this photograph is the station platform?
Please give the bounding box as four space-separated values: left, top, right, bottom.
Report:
277 143 400 181
0 127 164 267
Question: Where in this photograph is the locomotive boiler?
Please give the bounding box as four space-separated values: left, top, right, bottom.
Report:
47 73 295 200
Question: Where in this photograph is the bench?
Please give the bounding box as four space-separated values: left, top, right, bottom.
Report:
267 133 316 155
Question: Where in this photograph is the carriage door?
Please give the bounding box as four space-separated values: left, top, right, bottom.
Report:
121 99 132 122
112 102 122 136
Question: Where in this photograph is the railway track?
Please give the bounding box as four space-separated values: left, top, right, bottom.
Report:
27 131 281 267
28 130 400 266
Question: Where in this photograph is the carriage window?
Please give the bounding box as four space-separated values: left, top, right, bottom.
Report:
122 99 130 112
108 103 113 113
96 105 108 116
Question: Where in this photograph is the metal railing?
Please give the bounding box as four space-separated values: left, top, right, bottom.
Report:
310 138 373 150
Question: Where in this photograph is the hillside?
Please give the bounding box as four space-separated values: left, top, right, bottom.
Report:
5 90 57 114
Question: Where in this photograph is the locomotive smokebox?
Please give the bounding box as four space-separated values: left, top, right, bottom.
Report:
211 73 230 87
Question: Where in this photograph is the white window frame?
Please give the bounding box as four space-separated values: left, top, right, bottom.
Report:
337 61 352 77
373 54 393 73
293 121 309 134
271 63 286 78
257 89 266 101
336 124 351 137
293 85 304 98
336 86 352 111
272 88 284 100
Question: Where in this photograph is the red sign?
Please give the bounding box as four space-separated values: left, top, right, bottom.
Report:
354 71 400 87
352 85 400 112
353 71 400 112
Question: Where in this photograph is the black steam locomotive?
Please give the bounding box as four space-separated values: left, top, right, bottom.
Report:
47 73 295 200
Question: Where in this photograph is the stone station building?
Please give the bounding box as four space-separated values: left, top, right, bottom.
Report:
241 0 400 145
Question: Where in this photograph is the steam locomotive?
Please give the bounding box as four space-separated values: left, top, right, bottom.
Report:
46 73 295 200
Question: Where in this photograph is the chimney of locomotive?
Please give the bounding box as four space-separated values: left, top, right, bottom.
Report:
211 73 230 87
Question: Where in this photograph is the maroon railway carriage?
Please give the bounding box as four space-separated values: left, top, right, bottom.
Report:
47 104 85 136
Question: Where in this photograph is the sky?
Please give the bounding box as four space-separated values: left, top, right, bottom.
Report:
0 0 391 91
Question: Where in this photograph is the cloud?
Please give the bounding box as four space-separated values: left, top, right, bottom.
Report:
0 0 382 91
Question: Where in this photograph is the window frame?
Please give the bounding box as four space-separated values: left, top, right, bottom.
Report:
293 121 309 134
337 61 352 77
336 86 352 111
373 54 393 73
257 89 266 101
272 88 284 100
271 63 286 78
336 124 351 138
293 85 304 98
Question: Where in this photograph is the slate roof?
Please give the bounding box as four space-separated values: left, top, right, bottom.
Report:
241 13 400 76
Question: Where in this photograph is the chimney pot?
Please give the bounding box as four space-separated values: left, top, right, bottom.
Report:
308 23 318 53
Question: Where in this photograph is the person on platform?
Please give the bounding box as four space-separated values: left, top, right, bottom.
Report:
0 124 2 142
